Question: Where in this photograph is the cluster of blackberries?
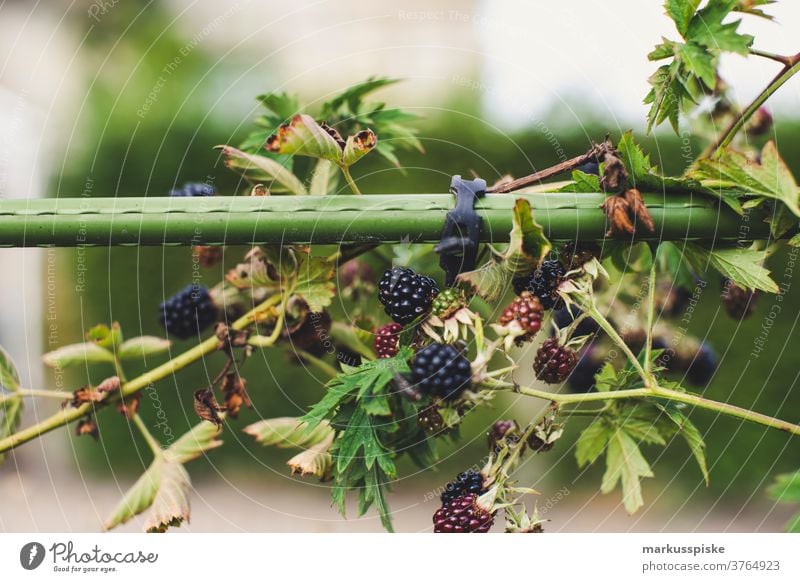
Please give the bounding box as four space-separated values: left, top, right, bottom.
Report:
433 471 494 533
158 284 218 339
378 267 439 324
512 259 565 309
169 182 216 197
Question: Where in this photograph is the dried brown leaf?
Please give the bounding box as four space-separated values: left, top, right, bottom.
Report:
193 388 224 427
624 188 655 232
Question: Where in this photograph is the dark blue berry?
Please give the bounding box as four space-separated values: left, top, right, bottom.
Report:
512 260 565 310
158 284 217 339
378 267 439 325
411 343 471 400
169 182 216 197
440 470 485 504
687 343 718 386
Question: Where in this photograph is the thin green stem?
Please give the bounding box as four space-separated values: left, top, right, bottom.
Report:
582 301 654 388
0 293 283 455
498 382 800 436
703 57 800 160
131 413 163 457
340 166 362 195
643 259 657 377
19 389 72 400
248 288 289 348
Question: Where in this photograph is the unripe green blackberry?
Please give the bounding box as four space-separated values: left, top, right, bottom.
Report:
431 288 465 319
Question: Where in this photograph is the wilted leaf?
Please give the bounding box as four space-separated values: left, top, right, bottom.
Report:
221 373 251 419
244 417 333 449
104 421 222 532
287 432 335 478
69 386 108 407
216 145 307 195
193 388 224 427
118 336 171 360
43 342 116 368
341 129 377 167
266 114 343 162
76 417 99 439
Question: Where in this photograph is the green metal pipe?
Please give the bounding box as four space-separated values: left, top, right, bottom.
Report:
0 193 768 247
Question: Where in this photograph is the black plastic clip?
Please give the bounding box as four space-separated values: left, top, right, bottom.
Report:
435 175 486 286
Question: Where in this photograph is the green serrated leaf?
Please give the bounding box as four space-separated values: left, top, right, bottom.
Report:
118 336 171 360
681 242 778 293
767 469 800 532
0 396 23 464
687 1 753 55
556 170 602 193
0 346 20 392
294 252 337 312
43 342 116 369
601 428 654 514
657 404 709 484
576 420 612 467
666 0 702 36
692 141 800 220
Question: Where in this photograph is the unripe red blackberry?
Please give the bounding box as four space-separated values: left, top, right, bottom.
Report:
431 288 465 319
721 280 757 319
487 419 517 448
374 323 402 359
378 267 439 324
533 337 578 384
433 493 494 533
498 291 543 344
411 343 472 400
511 259 565 309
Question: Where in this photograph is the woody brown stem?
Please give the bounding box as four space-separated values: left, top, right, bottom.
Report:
488 140 614 194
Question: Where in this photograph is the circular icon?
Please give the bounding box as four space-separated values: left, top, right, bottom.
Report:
19 542 45 570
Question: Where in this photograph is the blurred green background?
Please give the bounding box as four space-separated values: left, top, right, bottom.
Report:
19 1 796 530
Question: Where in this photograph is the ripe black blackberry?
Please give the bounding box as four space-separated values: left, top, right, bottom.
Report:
169 182 216 197
560 241 599 270
433 493 494 533
512 259 565 309
411 343 472 400
440 470 486 504
533 337 578 384
374 323 402 359
378 267 439 324
721 279 757 319
159 284 218 339
687 343 718 386
498 291 544 344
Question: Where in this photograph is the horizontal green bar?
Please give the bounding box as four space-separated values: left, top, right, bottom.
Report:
0 193 768 247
